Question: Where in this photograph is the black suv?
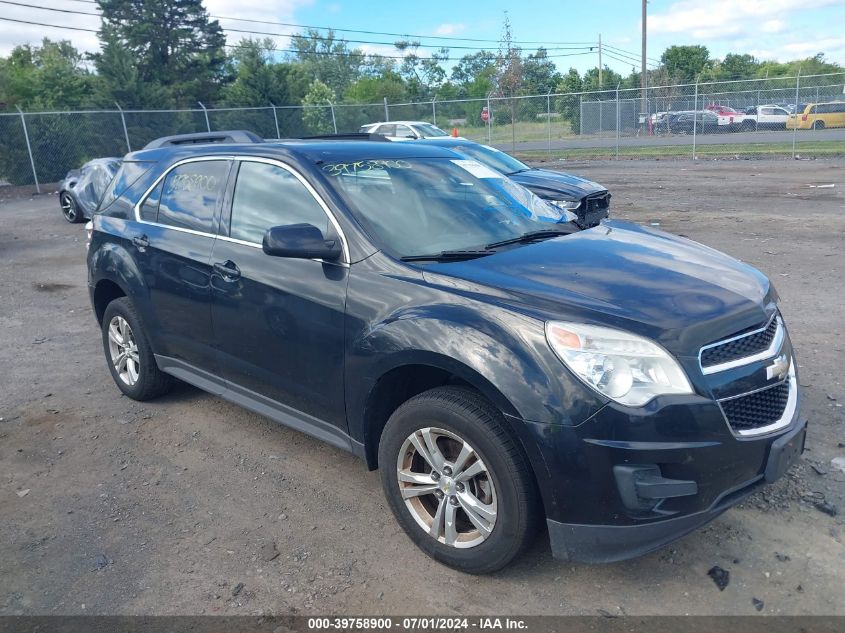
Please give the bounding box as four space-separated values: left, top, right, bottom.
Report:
88 130 806 574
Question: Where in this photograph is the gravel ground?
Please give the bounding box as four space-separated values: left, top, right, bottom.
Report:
1 158 844 616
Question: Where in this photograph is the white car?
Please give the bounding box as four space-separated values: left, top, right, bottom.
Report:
739 105 791 130
359 121 452 141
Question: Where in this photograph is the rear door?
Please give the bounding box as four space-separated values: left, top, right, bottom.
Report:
132 157 231 383
209 158 349 430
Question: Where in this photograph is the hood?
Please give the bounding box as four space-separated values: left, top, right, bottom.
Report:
421 221 774 355
510 168 607 201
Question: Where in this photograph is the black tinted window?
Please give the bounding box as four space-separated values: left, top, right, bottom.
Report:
140 181 162 222
158 161 228 233
230 161 328 244
99 160 153 212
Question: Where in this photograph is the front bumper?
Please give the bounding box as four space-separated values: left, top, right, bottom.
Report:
541 416 806 563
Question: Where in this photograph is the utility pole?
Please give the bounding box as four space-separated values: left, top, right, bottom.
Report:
598 33 603 88
641 0 647 120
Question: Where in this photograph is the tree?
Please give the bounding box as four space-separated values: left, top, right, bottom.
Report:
716 53 759 80
495 13 523 131
302 80 336 133
660 45 712 83
344 73 407 104
222 39 309 106
450 51 496 87
0 39 99 109
554 68 583 132
289 30 365 96
394 41 449 100
522 48 561 94
97 0 226 106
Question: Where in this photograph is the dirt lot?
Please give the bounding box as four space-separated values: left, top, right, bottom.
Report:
1 159 844 616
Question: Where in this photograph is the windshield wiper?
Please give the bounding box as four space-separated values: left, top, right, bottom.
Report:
485 227 576 250
400 250 494 263
505 168 533 175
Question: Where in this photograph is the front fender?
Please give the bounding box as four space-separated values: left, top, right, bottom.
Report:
345 302 605 440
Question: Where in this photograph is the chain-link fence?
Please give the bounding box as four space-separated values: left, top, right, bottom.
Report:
3 72 844 189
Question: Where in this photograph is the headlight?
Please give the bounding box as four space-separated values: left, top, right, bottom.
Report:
545 321 693 407
549 199 581 210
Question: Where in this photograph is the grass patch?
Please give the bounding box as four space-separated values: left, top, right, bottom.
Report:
514 141 845 161
457 120 577 144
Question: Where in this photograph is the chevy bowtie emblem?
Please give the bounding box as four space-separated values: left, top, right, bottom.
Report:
766 354 790 381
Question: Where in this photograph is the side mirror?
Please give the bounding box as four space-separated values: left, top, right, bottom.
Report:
262 223 342 261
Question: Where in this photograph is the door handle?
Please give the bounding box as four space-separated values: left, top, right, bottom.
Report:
213 260 241 280
133 235 149 248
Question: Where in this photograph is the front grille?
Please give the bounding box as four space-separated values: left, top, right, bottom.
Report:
585 192 610 212
701 315 778 368
720 379 790 432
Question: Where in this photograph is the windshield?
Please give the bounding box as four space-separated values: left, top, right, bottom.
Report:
321 157 575 259
413 123 449 137
448 143 530 175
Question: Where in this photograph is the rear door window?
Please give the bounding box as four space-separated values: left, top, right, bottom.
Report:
157 160 229 233
394 124 414 138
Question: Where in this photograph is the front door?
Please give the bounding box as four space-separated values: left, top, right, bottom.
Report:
210 159 349 431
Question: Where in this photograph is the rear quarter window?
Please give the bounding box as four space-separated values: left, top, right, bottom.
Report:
98 161 156 214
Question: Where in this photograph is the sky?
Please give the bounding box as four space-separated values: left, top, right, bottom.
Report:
1 0 845 74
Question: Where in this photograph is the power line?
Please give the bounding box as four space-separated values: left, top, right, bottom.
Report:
59 0 601 46
0 1 597 53
0 15 98 32
0 15 596 63
603 43 661 65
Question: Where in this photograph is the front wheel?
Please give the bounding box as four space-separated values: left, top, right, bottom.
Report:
812 120 825 130
379 386 540 574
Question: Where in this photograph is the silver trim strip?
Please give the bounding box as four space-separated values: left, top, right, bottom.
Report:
699 313 783 375
131 154 350 266
718 361 797 437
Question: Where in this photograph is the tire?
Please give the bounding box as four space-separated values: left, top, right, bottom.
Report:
101 297 173 401
741 120 755 132
812 120 825 130
60 192 83 223
378 386 540 574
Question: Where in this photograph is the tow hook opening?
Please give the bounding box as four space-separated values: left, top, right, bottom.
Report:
614 464 698 514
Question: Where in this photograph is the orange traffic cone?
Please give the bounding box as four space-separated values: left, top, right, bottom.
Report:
452 127 458 137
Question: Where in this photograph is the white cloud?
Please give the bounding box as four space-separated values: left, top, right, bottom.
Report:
434 23 465 36
650 0 840 40
760 19 785 34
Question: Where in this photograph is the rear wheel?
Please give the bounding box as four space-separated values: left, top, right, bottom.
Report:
60 192 82 223
102 297 173 401
812 120 825 130
379 386 539 574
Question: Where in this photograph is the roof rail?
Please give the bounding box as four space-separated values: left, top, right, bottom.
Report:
297 133 391 142
143 130 264 150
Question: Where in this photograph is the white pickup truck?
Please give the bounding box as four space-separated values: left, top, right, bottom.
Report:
738 105 791 130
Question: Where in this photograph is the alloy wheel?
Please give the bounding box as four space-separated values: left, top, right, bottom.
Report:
60 193 77 222
396 426 497 548
107 315 140 386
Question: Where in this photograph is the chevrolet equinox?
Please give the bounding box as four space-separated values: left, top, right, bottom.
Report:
87 131 807 574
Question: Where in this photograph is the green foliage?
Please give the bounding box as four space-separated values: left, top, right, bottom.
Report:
344 73 407 104
302 80 336 134
289 30 365 97
222 39 308 107
661 45 713 83
96 0 226 107
0 39 98 109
